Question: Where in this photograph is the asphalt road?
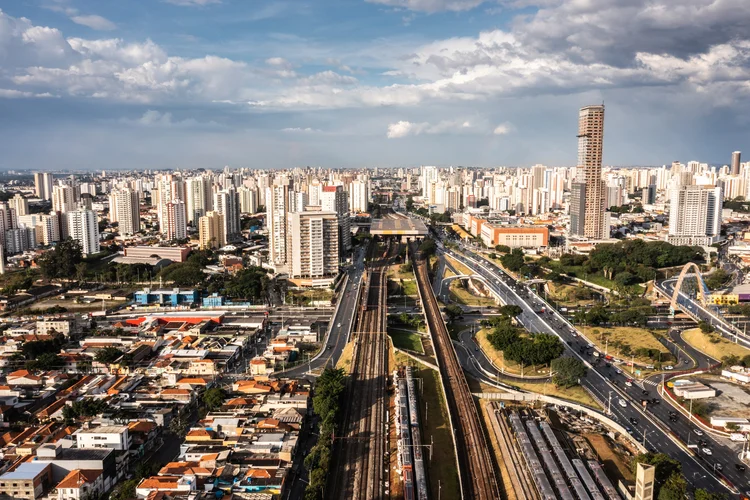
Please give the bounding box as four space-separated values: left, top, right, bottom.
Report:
442 244 747 494
279 246 367 379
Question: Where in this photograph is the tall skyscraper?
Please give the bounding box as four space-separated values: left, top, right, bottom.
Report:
571 105 607 239
214 187 241 242
288 210 339 280
667 184 722 247
199 211 226 250
238 186 258 214
731 151 742 176
34 173 54 200
109 188 141 235
67 209 100 256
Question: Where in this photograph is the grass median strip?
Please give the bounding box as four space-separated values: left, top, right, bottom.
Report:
682 327 750 362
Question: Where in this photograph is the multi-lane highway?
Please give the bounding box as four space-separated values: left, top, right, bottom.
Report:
441 243 748 494
281 246 367 379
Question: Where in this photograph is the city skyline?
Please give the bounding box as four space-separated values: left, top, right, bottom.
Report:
1 1 750 170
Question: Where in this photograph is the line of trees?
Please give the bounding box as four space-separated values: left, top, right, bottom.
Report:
486 320 564 368
304 368 346 500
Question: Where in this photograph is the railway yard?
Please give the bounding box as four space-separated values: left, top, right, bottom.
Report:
330 242 390 500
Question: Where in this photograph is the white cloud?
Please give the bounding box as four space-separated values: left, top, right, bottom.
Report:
493 122 512 135
281 127 322 133
387 119 474 138
70 15 116 31
120 110 219 128
0 88 56 98
164 0 221 6
366 0 488 13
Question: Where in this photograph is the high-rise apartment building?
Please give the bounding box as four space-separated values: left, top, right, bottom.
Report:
731 151 742 176
571 105 607 239
238 186 258 214
52 185 78 213
186 176 212 224
349 178 369 213
109 188 141 235
266 183 289 266
569 183 586 236
67 209 100 256
288 210 339 280
214 187 241 242
668 184 722 246
10 194 28 217
164 200 187 241
199 211 226 250
321 185 352 252
34 173 54 200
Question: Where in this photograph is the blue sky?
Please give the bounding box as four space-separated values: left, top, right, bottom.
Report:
1 0 749 170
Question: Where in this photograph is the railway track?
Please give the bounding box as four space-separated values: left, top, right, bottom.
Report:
412 246 501 500
331 241 395 500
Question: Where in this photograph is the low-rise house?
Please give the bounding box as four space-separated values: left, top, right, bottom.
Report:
75 425 131 451
55 469 103 500
0 462 53 500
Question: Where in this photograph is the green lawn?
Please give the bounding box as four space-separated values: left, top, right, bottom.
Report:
388 328 424 353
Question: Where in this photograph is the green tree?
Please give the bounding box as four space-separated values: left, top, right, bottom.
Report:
109 479 138 500
551 357 587 388
202 387 226 412
224 267 270 302
418 238 437 257
633 453 681 493
444 304 463 322
38 238 84 279
698 321 714 334
27 352 62 371
694 489 728 500
498 304 523 318
95 347 124 365
495 245 511 254
501 248 525 272
657 473 686 500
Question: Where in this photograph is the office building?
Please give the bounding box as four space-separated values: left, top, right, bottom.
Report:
572 105 607 239
732 151 742 176
34 173 54 201
108 188 140 235
667 184 722 247
66 209 100 256
288 210 339 281
199 211 226 250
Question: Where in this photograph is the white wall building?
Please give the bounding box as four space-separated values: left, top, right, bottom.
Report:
66 209 100 256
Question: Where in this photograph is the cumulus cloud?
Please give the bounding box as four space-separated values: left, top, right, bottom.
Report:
387 119 473 138
281 127 322 133
493 122 512 135
366 0 488 13
3 1 750 112
70 15 116 31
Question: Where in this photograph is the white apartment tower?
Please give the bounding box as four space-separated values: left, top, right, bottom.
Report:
52 185 78 213
109 188 140 235
288 210 339 279
67 209 100 256
186 176 213 224
10 194 28 217
214 187 241 242
668 185 722 247
349 178 369 213
238 186 258 214
34 173 54 200
164 200 187 241
266 183 289 266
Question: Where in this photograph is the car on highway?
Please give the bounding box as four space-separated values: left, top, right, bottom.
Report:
664 365 674 370
651 398 660 404
337 323 341 328
715 463 723 472
641 390 649 396
616 368 622 374
702 447 712 455
735 463 746 472
694 429 704 436
618 399 627 408
629 417 639 425
625 380 632 387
